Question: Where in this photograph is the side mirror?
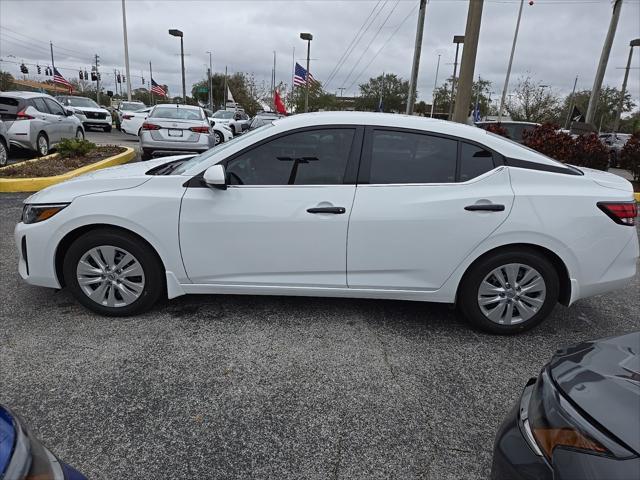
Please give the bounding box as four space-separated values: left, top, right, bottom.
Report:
65 109 75 116
203 164 227 190
209 120 215 127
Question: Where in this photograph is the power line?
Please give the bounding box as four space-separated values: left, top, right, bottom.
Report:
340 0 402 90
324 0 384 89
346 3 418 92
0 25 89 58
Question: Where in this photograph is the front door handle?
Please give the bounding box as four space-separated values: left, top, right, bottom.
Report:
464 204 505 212
307 206 346 214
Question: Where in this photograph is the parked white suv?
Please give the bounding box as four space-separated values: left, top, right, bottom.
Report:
0 91 84 156
57 96 112 132
14 112 638 334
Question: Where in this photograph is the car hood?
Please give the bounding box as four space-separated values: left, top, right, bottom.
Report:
24 156 192 204
73 107 110 115
549 332 640 454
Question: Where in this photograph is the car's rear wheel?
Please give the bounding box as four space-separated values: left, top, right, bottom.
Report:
0 140 7 166
141 149 153 160
458 249 559 334
63 229 164 316
36 132 49 156
213 131 223 145
76 128 85 140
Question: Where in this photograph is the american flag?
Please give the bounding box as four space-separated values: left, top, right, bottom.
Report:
151 78 166 97
293 62 316 87
53 67 73 91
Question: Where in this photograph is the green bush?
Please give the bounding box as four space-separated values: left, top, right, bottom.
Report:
620 132 640 182
56 138 96 158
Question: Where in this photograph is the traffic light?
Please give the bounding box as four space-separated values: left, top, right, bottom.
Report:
20 63 28 74
91 71 97 81
117 74 121 83
141 77 145 85
84 70 88 80
97 73 101 81
37 65 41 74
45 66 51 76
122 75 125 83
79 70 83 80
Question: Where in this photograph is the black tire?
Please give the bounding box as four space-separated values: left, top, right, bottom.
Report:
36 132 49 156
213 131 223 145
141 149 153 161
104 125 112 133
76 128 85 140
458 248 559 334
0 139 7 167
230 125 237 136
62 228 164 316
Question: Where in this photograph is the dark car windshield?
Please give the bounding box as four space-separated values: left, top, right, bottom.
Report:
60 97 100 108
150 107 204 121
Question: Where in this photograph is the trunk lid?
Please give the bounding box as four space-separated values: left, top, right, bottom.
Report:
577 166 634 193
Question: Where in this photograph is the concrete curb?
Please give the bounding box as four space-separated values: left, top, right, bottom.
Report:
0 147 135 193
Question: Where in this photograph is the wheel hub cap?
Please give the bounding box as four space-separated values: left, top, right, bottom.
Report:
477 263 546 325
76 245 145 308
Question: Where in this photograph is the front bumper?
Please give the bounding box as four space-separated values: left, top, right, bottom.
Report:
15 221 61 289
491 380 552 480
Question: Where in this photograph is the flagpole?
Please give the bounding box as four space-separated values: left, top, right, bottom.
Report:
224 66 228 108
564 74 578 130
272 51 277 111
149 61 154 105
291 46 295 109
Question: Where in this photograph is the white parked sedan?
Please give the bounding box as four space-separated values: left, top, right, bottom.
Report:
120 107 152 135
14 112 638 334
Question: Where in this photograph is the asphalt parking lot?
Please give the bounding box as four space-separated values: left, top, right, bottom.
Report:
0 192 639 480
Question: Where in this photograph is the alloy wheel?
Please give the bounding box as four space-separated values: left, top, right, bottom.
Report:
38 136 48 156
214 131 222 145
76 245 145 308
477 263 546 325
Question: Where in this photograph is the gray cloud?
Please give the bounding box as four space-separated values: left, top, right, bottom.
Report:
1 0 638 108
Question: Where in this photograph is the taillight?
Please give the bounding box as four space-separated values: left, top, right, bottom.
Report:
141 122 160 131
16 109 34 120
597 201 637 226
189 126 210 134
122 114 133 120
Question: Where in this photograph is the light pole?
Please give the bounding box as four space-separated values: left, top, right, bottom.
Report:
448 35 464 120
429 54 441 118
613 38 640 132
206 51 213 108
300 32 313 113
121 0 132 101
406 0 428 115
498 0 525 122
169 29 186 102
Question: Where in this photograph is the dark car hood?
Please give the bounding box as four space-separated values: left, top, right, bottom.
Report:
549 332 640 454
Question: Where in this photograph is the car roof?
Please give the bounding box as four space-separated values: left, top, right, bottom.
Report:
153 103 202 110
476 120 539 126
0 90 55 100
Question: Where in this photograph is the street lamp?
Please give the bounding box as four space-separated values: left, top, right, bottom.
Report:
169 29 186 102
447 35 464 120
300 32 313 112
613 38 640 132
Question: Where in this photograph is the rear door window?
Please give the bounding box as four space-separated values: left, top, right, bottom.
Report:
459 143 496 181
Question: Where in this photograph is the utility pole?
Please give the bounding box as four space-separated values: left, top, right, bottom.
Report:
121 0 132 101
272 50 277 111
498 0 524 122
337 87 346 110
448 35 464 121
224 66 228 107
300 33 313 113
406 0 428 115
429 54 441 118
453 0 484 123
564 74 579 130
49 41 55 73
585 0 623 125
95 54 100 105
206 51 213 108
613 38 640 132
114 70 118 97
149 61 154 105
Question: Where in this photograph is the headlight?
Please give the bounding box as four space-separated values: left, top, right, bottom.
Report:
22 203 69 224
527 369 632 460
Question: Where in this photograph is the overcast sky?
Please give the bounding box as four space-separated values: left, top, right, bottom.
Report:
1 0 639 108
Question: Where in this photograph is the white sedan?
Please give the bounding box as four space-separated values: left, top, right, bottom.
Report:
14 112 638 334
120 107 152 135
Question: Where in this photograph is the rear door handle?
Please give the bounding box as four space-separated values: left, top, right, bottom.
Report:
307 207 346 214
464 204 505 212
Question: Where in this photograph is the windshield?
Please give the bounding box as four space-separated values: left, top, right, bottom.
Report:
212 110 235 119
62 97 99 108
121 102 146 111
150 106 204 120
173 123 274 175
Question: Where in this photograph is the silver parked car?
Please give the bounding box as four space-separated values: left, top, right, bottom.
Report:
0 120 9 166
0 91 84 156
57 95 113 132
139 104 214 160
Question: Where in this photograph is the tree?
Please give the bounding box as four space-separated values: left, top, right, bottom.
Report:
432 77 493 118
0 71 15 91
354 74 411 113
191 72 262 115
560 86 635 132
620 132 640 181
505 76 561 123
292 81 338 112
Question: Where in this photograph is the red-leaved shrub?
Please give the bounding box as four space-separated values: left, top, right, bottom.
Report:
485 123 510 139
620 132 640 182
571 133 609 171
522 123 575 163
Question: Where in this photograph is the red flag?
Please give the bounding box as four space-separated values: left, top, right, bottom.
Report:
274 89 287 115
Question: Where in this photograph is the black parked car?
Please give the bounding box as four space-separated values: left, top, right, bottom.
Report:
0 404 87 479
492 332 640 480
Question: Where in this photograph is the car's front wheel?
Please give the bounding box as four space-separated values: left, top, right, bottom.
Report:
213 131 223 145
0 140 7 166
63 229 164 316
76 128 85 140
458 249 559 334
